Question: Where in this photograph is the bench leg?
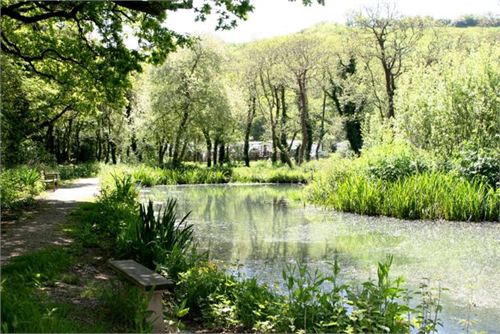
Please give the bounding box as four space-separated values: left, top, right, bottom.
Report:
147 290 165 333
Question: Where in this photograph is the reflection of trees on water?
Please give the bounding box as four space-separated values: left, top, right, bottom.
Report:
203 194 214 257
245 194 261 260
265 196 290 261
205 188 236 261
297 209 311 263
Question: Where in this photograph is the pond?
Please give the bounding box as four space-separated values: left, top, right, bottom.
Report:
142 184 500 333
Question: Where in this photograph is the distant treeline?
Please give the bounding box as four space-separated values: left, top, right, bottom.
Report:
437 14 499 27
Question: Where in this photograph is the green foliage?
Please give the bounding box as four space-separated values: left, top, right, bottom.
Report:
0 240 152 333
98 281 152 333
307 142 498 221
0 167 44 210
174 257 441 333
309 169 499 221
456 145 500 187
361 142 433 182
101 163 312 186
395 43 499 155
0 248 84 333
75 174 140 248
233 165 309 183
119 199 193 270
57 163 101 180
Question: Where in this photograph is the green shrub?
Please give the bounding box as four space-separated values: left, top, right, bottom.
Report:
232 164 310 184
174 257 442 333
58 162 100 180
361 142 434 182
77 174 141 247
456 145 499 187
98 281 152 333
0 167 44 210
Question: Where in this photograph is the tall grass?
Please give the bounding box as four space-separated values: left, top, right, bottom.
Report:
308 172 499 221
232 165 310 183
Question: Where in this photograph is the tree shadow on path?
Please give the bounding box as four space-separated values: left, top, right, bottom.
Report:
1 178 100 265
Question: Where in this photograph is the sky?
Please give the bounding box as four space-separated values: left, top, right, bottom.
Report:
164 0 499 43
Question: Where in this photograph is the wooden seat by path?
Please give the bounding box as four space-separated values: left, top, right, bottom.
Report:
42 171 60 189
108 259 173 333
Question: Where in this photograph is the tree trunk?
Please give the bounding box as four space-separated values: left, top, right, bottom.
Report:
316 91 327 160
297 73 312 164
74 122 81 162
64 118 73 162
218 142 225 165
279 85 289 164
158 140 167 165
203 130 212 167
172 110 189 167
96 127 102 161
243 95 256 167
382 63 396 118
110 141 117 164
45 124 55 156
213 137 219 166
180 139 188 163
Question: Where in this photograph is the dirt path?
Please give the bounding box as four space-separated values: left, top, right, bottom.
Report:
1 178 100 264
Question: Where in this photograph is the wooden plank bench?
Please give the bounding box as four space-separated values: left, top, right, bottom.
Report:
108 259 173 333
42 171 60 189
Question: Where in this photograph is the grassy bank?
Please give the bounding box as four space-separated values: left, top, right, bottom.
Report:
99 161 315 187
307 143 499 222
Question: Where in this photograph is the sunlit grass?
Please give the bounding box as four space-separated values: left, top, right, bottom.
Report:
308 172 499 221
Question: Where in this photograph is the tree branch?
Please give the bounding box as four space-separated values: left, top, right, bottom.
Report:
2 2 84 24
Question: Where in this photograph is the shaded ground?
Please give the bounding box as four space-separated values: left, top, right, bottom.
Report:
1 178 100 264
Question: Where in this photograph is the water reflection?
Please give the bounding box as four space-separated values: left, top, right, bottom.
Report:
142 184 500 333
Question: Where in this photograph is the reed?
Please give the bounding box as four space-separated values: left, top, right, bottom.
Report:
309 172 499 222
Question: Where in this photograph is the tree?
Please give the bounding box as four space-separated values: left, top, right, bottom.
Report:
352 3 424 118
234 46 259 167
1 0 325 166
323 55 366 154
143 39 232 167
280 35 322 163
1 0 323 91
254 40 294 167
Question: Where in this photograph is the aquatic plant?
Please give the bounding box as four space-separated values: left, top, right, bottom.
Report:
308 171 499 221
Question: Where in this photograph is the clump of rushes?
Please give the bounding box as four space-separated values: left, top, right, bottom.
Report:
119 199 193 270
308 171 499 221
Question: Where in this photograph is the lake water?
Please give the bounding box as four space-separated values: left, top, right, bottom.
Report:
142 184 500 333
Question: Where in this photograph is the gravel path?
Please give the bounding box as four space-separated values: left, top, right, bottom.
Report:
1 178 100 264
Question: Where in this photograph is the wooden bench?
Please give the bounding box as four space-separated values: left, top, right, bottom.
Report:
108 259 173 333
42 171 60 189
